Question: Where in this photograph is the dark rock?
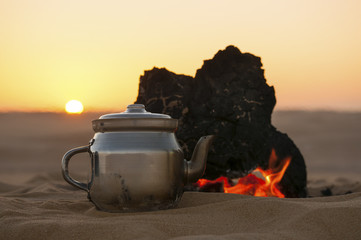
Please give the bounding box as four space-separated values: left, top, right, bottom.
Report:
135 45 307 197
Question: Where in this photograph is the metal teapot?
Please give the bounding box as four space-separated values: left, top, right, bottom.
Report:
61 104 214 212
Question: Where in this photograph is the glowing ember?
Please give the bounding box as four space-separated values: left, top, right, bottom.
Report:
195 149 291 198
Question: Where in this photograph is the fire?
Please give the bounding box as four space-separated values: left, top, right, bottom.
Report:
195 149 291 198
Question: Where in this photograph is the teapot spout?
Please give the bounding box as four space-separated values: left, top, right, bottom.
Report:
184 135 215 184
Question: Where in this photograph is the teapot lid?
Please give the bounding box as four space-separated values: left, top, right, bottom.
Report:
92 104 177 132
98 104 171 119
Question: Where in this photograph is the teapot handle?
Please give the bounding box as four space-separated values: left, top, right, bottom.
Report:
61 146 91 192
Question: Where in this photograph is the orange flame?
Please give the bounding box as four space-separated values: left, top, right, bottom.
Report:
195 149 291 198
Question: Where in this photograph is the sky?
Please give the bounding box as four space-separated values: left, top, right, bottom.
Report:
0 0 360 112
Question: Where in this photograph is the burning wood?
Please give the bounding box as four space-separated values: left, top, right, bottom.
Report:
135 45 308 197
194 149 291 198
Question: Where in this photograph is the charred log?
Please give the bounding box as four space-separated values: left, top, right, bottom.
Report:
135 46 307 197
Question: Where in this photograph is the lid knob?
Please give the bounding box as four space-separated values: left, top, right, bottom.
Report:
125 104 147 113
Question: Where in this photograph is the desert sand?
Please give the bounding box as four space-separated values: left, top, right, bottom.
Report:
1 111 361 239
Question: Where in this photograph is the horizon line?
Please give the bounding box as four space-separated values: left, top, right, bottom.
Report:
1 107 361 114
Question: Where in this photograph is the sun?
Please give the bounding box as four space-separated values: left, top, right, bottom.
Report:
65 100 84 114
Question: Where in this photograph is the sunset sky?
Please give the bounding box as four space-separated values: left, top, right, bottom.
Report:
0 0 360 112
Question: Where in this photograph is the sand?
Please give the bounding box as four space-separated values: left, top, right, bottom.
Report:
1 111 361 239
1 173 361 240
